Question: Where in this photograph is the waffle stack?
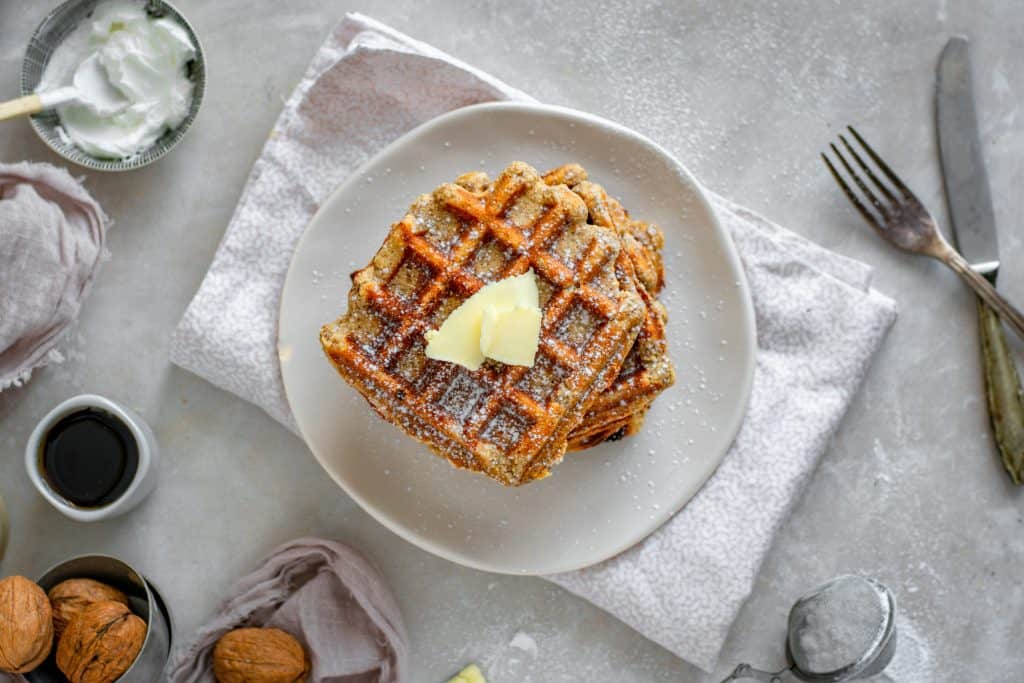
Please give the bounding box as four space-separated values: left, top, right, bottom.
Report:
320 161 675 486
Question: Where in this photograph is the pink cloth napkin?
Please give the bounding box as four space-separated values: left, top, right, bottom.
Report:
165 538 408 682
0 162 108 391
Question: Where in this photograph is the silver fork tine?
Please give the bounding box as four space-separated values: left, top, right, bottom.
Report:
846 126 914 198
829 142 890 220
820 152 881 229
839 134 897 204
821 124 1024 346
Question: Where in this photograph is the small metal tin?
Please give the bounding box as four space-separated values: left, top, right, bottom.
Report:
145 575 177 654
29 555 172 682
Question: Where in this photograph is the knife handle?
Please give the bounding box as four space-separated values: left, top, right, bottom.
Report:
978 298 1024 484
946 251 1024 339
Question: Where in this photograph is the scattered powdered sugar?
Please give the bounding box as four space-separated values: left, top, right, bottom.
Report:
870 616 934 683
404 541 691 681
508 631 539 658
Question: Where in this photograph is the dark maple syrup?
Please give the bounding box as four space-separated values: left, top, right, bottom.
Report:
40 408 139 508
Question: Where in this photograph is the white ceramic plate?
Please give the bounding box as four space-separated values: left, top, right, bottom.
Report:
279 102 755 574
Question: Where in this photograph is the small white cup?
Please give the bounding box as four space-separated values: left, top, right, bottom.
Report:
26 394 159 522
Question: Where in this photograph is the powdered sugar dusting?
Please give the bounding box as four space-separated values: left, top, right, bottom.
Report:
508 631 538 658
322 161 646 484
869 617 934 683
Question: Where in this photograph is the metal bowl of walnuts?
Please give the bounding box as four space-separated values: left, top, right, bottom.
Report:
27 555 172 683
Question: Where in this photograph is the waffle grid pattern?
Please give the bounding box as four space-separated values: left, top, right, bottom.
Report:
545 167 675 448
322 162 644 484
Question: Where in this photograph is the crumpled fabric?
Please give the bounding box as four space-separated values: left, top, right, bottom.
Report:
0 161 108 391
164 538 407 683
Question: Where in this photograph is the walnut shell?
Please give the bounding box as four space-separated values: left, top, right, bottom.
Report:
0 575 53 673
213 627 310 683
48 578 129 640
56 600 147 683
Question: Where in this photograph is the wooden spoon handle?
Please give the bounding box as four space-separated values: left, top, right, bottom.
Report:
0 94 43 122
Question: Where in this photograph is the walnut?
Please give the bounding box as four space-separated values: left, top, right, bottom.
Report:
48 578 129 640
0 575 53 673
213 627 310 683
56 600 146 683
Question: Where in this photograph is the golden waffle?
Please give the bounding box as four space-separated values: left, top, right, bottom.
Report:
458 164 675 450
543 164 665 295
542 165 674 449
567 409 648 451
320 161 645 486
566 287 671 450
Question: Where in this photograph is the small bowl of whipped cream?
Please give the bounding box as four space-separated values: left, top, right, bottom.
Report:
21 0 205 171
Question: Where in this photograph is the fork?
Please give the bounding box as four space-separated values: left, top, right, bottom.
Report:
821 125 1024 339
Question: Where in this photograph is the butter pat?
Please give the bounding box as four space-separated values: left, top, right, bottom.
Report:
424 296 490 371
480 305 541 367
425 271 540 370
447 664 486 683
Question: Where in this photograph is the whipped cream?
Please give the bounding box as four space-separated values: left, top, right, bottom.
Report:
37 0 196 159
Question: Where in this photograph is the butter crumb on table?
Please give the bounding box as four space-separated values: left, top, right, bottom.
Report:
446 663 486 683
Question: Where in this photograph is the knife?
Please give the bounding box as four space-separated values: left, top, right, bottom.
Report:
937 36 1024 484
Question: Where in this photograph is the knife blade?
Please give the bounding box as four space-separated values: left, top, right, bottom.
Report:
937 35 1024 485
937 36 999 274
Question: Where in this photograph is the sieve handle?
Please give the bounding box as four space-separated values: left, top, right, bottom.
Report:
719 664 801 682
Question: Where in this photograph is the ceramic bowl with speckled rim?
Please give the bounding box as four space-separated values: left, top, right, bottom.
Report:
20 0 205 171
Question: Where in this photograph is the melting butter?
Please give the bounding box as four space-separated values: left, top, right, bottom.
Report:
480 304 541 367
425 270 541 370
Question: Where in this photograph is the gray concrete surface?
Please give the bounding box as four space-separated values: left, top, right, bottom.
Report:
1 1 1022 680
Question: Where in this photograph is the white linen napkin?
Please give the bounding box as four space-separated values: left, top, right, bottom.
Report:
170 13 897 672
